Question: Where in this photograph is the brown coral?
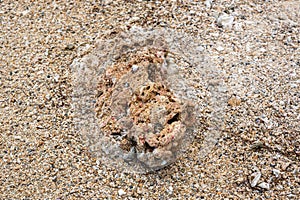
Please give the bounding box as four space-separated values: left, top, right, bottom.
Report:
95 48 192 168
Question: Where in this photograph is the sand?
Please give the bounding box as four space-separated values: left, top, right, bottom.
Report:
0 0 299 199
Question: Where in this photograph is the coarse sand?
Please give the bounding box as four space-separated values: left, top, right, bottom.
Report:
0 1 299 199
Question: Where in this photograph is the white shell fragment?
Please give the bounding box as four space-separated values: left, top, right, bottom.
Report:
250 172 261 187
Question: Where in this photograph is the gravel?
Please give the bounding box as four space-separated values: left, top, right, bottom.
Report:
0 0 299 199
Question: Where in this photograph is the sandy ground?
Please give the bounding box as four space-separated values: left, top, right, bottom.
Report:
0 0 299 199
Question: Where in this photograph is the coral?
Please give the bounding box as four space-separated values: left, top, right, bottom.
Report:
94 48 193 169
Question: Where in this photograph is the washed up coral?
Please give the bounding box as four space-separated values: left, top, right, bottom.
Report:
95 48 195 169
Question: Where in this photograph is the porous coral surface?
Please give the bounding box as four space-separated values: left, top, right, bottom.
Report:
95 48 193 170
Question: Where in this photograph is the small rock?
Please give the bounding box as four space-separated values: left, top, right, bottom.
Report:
129 16 140 24
290 83 298 88
228 96 241 107
196 45 205 52
217 13 234 29
273 169 280 178
168 186 173 194
65 44 75 50
123 147 135 161
159 21 168 27
278 13 288 20
282 162 291 171
257 182 270 190
205 0 213 9
21 10 30 16
137 188 143 194
118 189 126 196
189 10 196 15
267 15 278 22
131 65 139 73
287 194 297 198
250 141 265 150
234 23 243 32
277 184 284 190
249 171 261 187
216 46 224 52
45 93 51 100
292 167 299 175
54 74 60 82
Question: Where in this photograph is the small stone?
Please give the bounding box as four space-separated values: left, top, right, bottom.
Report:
273 169 280 178
228 96 241 107
292 167 299 175
65 44 75 50
137 188 143 194
217 13 234 29
129 16 140 23
250 141 265 150
287 194 297 198
189 10 196 15
45 93 51 100
131 65 139 72
234 23 243 32
282 162 291 171
290 83 298 88
118 189 126 196
205 0 213 9
257 182 270 190
159 21 168 27
216 46 224 52
54 74 60 82
278 13 288 20
196 46 205 52
168 186 173 194
21 10 30 16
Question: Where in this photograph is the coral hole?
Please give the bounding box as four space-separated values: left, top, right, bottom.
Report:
167 113 180 124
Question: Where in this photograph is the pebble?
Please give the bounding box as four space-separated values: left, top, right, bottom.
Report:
118 189 126 196
205 0 213 9
217 13 234 29
131 65 139 73
196 45 205 52
228 96 241 107
257 182 270 190
272 169 280 178
282 162 291 171
53 74 60 82
287 194 297 198
65 44 75 51
129 16 140 24
234 23 243 32
168 186 173 194
216 46 224 52
250 141 265 150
